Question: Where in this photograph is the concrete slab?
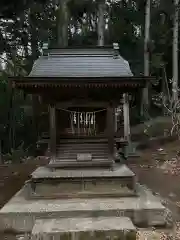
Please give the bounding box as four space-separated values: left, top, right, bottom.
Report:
31 164 135 179
31 217 136 240
0 184 166 232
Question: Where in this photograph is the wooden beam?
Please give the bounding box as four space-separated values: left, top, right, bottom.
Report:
49 104 56 157
56 100 109 108
0 140 2 164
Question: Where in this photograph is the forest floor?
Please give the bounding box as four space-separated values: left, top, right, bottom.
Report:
1 141 180 239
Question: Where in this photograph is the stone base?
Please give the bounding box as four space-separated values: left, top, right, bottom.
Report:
30 188 136 199
31 165 134 179
124 142 141 159
0 184 167 232
31 217 136 240
48 159 113 168
29 165 136 199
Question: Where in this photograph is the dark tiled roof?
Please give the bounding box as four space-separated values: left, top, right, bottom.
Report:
29 48 133 78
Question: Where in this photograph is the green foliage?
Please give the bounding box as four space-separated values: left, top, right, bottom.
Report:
0 0 49 18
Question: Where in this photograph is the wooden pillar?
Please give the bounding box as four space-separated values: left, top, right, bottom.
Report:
107 104 114 161
136 89 142 120
0 140 2 164
114 108 118 133
32 95 40 140
123 93 130 142
49 104 56 158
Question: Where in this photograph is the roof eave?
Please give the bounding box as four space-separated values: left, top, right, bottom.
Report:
9 76 153 89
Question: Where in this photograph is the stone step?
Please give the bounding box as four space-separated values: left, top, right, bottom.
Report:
0 184 167 232
30 165 136 199
57 152 109 156
56 156 109 161
57 149 109 154
30 189 136 199
56 146 108 151
57 151 109 155
55 159 110 164
59 139 108 143
31 217 137 240
57 148 108 152
31 165 134 179
56 155 109 160
29 182 136 199
57 145 108 149
48 159 113 168
57 142 108 146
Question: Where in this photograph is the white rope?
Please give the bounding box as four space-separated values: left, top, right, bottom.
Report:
56 107 106 114
58 107 105 136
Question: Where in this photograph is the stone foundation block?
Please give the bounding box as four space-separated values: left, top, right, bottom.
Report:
31 217 137 240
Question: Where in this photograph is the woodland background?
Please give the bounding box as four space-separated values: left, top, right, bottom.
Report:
0 0 177 159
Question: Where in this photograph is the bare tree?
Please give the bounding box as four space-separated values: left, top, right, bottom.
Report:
163 69 180 138
163 95 180 138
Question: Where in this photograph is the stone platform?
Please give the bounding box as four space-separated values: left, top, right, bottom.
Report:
31 217 136 240
48 159 113 168
0 183 167 233
31 164 134 179
29 165 136 199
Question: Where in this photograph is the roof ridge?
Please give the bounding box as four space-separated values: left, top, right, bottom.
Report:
43 48 115 56
43 54 115 58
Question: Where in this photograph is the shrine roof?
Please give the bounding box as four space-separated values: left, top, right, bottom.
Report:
10 47 154 90
28 47 133 78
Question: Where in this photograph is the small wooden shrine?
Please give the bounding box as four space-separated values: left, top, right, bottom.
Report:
10 46 150 167
1 46 168 237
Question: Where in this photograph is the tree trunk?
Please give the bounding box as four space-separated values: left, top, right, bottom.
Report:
8 50 16 150
29 10 40 144
141 0 151 117
172 0 179 103
97 0 105 46
8 81 14 151
57 0 69 47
